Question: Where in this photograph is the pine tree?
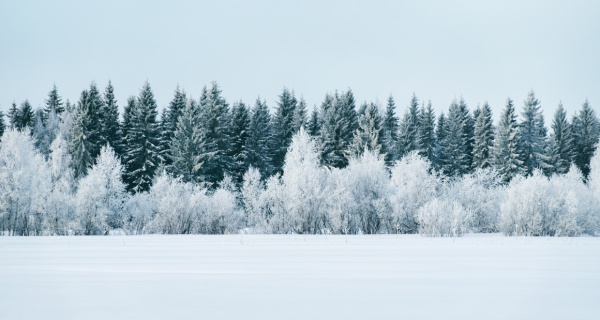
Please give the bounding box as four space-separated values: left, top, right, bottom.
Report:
494 98 523 182
433 112 447 171
441 99 471 176
123 81 161 193
349 102 384 157
398 94 420 157
291 97 307 133
307 108 320 137
101 81 120 151
317 90 358 168
459 98 475 170
8 102 19 130
121 96 137 153
18 100 35 130
68 90 95 178
382 95 399 166
271 88 297 173
86 82 105 152
519 90 551 176
417 100 435 163
229 101 251 185
549 103 573 175
44 84 64 119
0 110 5 138
246 98 274 179
472 102 494 169
160 86 186 166
572 99 599 179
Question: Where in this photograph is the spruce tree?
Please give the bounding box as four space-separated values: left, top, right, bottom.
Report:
8 102 19 130
101 81 120 151
291 97 307 133
417 100 435 163
160 86 186 166
44 84 64 119
398 94 420 157
307 108 320 137
433 112 447 171
519 90 551 176
349 102 384 157
472 102 494 169
169 99 208 183
123 81 161 192
572 99 599 179
121 96 137 153
18 100 35 130
68 90 95 178
317 90 358 168
271 88 297 173
441 99 471 176
549 103 573 175
247 98 274 179
229 101 251 185
0 110 5 138
493 98 523 182
382 95 399 166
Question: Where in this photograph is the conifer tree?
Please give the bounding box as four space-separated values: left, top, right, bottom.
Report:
169 99 208 183
418 100 435 163
549 103 573 175
123 82 161 192
572 99 599 179
246 98 274 179
68 90 94 178
291 97 307 133
317 90 358 168
494 98 523 182
229 101 251 185
441 99 471 176
349 102 384 157
0 110 5 138
18 100 35 130
101 81 120 151
382 95 399 166
160 86 186 166
398 94 420 157
433 112 447 171
44 84 64 119
472 102 494 169
121 96 136 153
307 108 320 137
271 88 297 173
8 102 19 130
519 90 551 176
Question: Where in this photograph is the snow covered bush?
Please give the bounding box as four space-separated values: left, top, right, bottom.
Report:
388 152 438 233
75 145 127 235
124 192 154 234
417 198 473 237
241 167 269 232
45 134 76 235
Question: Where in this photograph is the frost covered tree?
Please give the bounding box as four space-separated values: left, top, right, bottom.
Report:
229 101 251 185
44 84 64 119
572 99 599 179
0 110 5 138
241 167 268 232
417 100 435 163
0 129 51 235
398 94 420 157
246 98 274 179
159 86 186 166
45 134 76 235
417 199 472 237
75 145 128 234
349 102 384 158
472 102 494 169
388 152 438 234
494 98 523 182
318 91 358 168
291 97 307 133
123 81 162 192
440 99 472 176
549 103 574 174
519 90 551 176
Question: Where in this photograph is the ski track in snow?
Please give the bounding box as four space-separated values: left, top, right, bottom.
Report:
0 234 599 320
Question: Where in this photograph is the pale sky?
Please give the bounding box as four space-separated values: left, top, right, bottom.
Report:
1 0 599 120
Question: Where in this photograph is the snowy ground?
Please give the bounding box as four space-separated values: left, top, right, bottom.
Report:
1 235 599 320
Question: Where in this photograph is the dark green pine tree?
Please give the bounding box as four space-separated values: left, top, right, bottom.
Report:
85 82 105 158
101 81 120 151
160 86 186 166
441 99 471 176
433 112 447 171
44 84 64 120
381 95 399 166
229 101 251 185
549 103 573 175
398 94 420 157
318 90 358 168
169 99 209 183
349 102 384 157
121 96 137 153
472 102 494 169
307 108 320 137
68 90 96 178
417 100 436 163
493 98 524 183
519 90 551 176
123 82 162 193
271 88 297 173
247 98 274 179
291 97 307 133
572 99 599 180
8 102 19 130
18 100 35 130
0 110 5 138
458 98 475 171
197 82 232 186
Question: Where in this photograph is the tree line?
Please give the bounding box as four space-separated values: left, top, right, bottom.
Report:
0 81 599 236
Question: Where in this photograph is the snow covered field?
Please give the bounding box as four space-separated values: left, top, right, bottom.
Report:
1 235 599 320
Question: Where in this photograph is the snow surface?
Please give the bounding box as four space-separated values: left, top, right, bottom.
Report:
1 234 599 320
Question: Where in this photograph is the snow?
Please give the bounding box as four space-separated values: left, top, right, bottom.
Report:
1 234 599 320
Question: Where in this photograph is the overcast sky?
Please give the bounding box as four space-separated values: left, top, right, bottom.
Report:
1 0 599 119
